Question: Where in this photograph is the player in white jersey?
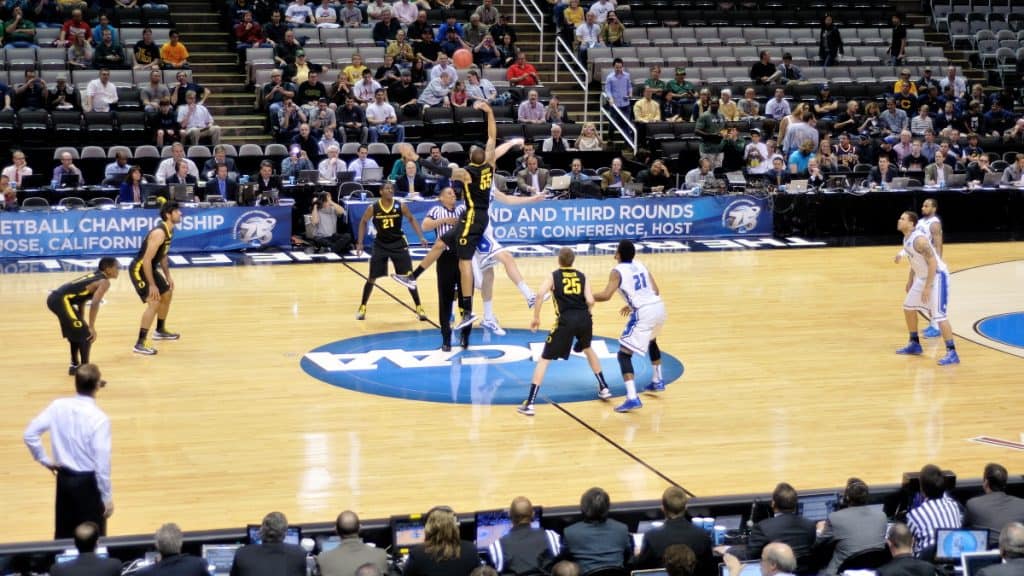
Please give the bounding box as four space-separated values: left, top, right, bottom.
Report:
895 198 944 337
593 239 668 412
895 210 959 365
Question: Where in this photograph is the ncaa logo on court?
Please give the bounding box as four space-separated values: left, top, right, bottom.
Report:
300 329 685 405
722 199 762 234
234 210 277 246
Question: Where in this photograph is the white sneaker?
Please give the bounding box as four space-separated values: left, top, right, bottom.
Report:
598 387 612 400
481 317 506 335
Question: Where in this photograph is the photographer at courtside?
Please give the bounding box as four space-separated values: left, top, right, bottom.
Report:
307 191 353 255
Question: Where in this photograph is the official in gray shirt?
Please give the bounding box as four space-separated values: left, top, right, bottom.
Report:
561 487 632 574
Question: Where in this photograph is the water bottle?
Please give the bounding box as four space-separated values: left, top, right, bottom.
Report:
360 190 367 201
288 175 296 186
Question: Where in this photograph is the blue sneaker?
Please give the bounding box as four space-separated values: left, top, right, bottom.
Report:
896 342 923 355
922 326 941 338
644 379 666 392
614 397 643 413
938 350 960 365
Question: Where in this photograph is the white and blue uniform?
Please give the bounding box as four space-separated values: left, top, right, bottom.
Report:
917 214 940 242
614 261 666 355
903 228 950 322
471 188 504 289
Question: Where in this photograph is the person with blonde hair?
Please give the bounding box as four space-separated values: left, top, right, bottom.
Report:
575 122 604 151
405 508 480 576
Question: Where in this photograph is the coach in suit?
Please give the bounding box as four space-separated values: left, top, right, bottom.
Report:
138 523 208 576
230 512 307 576
318 511 388 576
728 483 817 573
204 164 238 201
876 524 937 576
634 486 713 576
816 479 888 574
561 487 633 574
966 464 1024 547
50 522 122 576
599 158 633 195
978 522 1024 576
516 156 549 195
923 161 954 186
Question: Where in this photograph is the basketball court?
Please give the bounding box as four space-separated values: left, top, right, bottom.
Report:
1 241 1022 544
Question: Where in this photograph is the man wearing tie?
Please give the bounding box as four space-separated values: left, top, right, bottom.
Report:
253 160 281 196
204 163 237 201
317 144 347 183
2 150 33 188
350 145 380 182
24 364 114 539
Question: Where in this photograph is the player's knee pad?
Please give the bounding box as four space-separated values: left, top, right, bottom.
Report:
617 350 634 376
649 339 661 362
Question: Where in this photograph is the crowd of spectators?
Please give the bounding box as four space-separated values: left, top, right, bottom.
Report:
44 462 1024 576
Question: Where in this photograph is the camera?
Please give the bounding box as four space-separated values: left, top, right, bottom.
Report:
314 190 330 208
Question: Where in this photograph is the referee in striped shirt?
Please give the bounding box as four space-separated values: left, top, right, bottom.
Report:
907 463 964 558
422 185 465 351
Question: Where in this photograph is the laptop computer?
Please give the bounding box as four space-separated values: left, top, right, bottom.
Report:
548 175 571 191
335 170 356 184
982 172 1003 187
20 174 50 189
787 179 809 194
59 173 81 189
298 169 320 184
55 547 109 564
201 544 242 575
238 183 259 206
361 166 384 182
946 173 967 188
826 175 849 192
798 493 839 522
934 529 988 563
961 551 1001 576
475 507 543 552
247 524 301 546
169 183 195 202
718 560 762 576
889 177 912 189
390 515 427 555
317 535 341 553
632 570 668 576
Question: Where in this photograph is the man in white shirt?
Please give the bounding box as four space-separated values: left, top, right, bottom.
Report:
318 144 348 182
85 68 119 113
177 90 222 145
764 88 791 120
24 364 113 539
391 0 418 26
430 53 459 89
587 0 615 24
155 142 200 184
285 0 314 26
352 69 382 105
2 150 33 188
365 88 406 142
939 65 966 99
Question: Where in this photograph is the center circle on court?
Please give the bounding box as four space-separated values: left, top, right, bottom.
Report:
300 329 685 405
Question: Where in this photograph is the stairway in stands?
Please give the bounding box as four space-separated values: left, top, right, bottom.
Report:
169 0 270 145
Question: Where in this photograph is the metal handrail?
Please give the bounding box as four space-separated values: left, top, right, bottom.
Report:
512 0 545 63
600 90 637 154
553 35 590 118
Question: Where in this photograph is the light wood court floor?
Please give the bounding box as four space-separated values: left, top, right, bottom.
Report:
1 241 1022 543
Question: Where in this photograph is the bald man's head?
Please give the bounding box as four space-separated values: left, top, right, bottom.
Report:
510 496 534 526
74 522 100 553
336 511 361 538
1000 522 1024 559
762 543 796 575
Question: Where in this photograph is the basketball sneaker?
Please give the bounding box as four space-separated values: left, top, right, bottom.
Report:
356 305 366 320
416 305 428 321
517 402 535 416
598 386 612 400
938 350 960 365
453 313 478 331
922 325 941 338
614 397 643 412
133 341 157 355
895 342 923 355
68 363 79 376
152 330 180 340
441 343 452 352
460 330 470 350
644 379 666 392
390 272 417 290
526 292 552 309
481 317 506 335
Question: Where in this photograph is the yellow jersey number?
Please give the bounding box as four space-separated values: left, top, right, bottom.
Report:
479 169 492 191
379 217 394 229
562 276 582 295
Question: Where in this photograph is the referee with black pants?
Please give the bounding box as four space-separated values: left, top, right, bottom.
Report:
24 364 113 538
422 186 466 351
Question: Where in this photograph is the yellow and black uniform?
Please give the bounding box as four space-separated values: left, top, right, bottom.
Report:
369 198 413 279
130 220 173 303
47 271 104 342
541 267 593 360
442 162 493 259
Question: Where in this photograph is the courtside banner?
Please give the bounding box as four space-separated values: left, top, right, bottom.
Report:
0 206 292 258
349 195 772 243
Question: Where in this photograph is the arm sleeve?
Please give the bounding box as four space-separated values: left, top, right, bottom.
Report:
92 418 112 504
23 403 54 467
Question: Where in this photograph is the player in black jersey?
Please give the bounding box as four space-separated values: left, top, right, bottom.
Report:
355 181 429 320
518 248 611 416
130 200 182 356
47 257 120 374
391 101 543 336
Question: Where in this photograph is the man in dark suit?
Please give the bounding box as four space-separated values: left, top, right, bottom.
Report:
204 163 238 201
634 486 713 576
868 157 899 187
51 522 122 576
516 156 550 195
722 483 816 572
253 161 282 196
230 511 307 576
876 523 939 576
137 523 208 576
317 510 388 576
978 522 1024 576
816 479 888 574
561 487 633 574
966 464 1024 547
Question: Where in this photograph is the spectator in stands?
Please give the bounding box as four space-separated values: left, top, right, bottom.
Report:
879 98 908 140
496 32 518 68
93 29 125 69
644 65 666 103
310 97 337 134
964 132 984 163
893 68 917 97
541 124 572 152
386 68 418 116
392 0 418 26
170 71 209 107
350 145 379 180
859 138 884 169
909 105 932 138
544 94 569 124
89 13 115 44
939 65 965 99
204 162 237 201
887 13 906 66
892 130 913 163
56 9 89 48
1004 119 1024 145
203 146 237 177
561 487 631 573
289 50 323 86
575 122 603 151
764 88 790 122
813 85 838 122
599 11 625 47
831 101 859 134
788 140 816 174
724 543 796 576
103 151 130 183
138 69 168 114
281 143 315 179
136 522 208 575
292 121 320 161
439 27 471 58
264 69 296 122
232 511 307 576
396 159 428 197
337 0 362 27
574 11 601 59
314 0 340 27
743 129 770 174
366 88 404 142
316 143 347 182
604 57 630 119
403 507 479 576
634 85 661 127
50 151 83 188
633 486 713 574
516 155 549 195
488 497 560 575
814 479 888 575
695 97 726 168
718 88 740 121
166 159 198 185
508 51 541 87
160 30 189 69
318 511 389 576
918 85 941 114
342 53 368 85
434 12 464 43
49 522 122 576
814 139 837 172
156 143 198 183
587 0 614 24
832 134 857 169
387 31 415 66
984 102 1014 138
961 100 987 137
251 160 279 196
274 28 300 67
178 90 221 145
353 68 381 105
84 68 118 113
66 33 92 68
490 13 516 46
386 144 419 180
967 154 995 183
4 7 38 48
599 158 632 195
517 89 545 123
463 14 488 48
419 70 452 108
474 0 500 25
14 69 46 110
430 52 459 88
818 15 843 67
917 66 939 92
1002 153 1024 186
663 69 695 118
366 0 390 22
636 159 672 193
876 523 932 576
901 141 927 173
285 0 314 26
338 95 368 143
925 153 953 186
262 9 288 47
662 546 697 576
119 166 145 203
473 34 501 68
2 149 33 190
372 9 400 47
515 141 543 172
413 27 441 65
766 155 789 187
236 11 271 51
297 70 328 116
722 483 816 570
561 0 584 42
776 53 803 84
132 27 161 70
153 98 180 145
751 51 780 85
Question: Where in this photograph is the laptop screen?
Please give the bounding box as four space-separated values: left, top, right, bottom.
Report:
961 551 1001 576
60 173 81 188
718 560 762 576
798 493 838 522
392 517 426 550
55 547 109 563
318 535 341 553
935 529 988 562
632 570 668 576
247 525 302 546
202 544 242 575
475 508 542 551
